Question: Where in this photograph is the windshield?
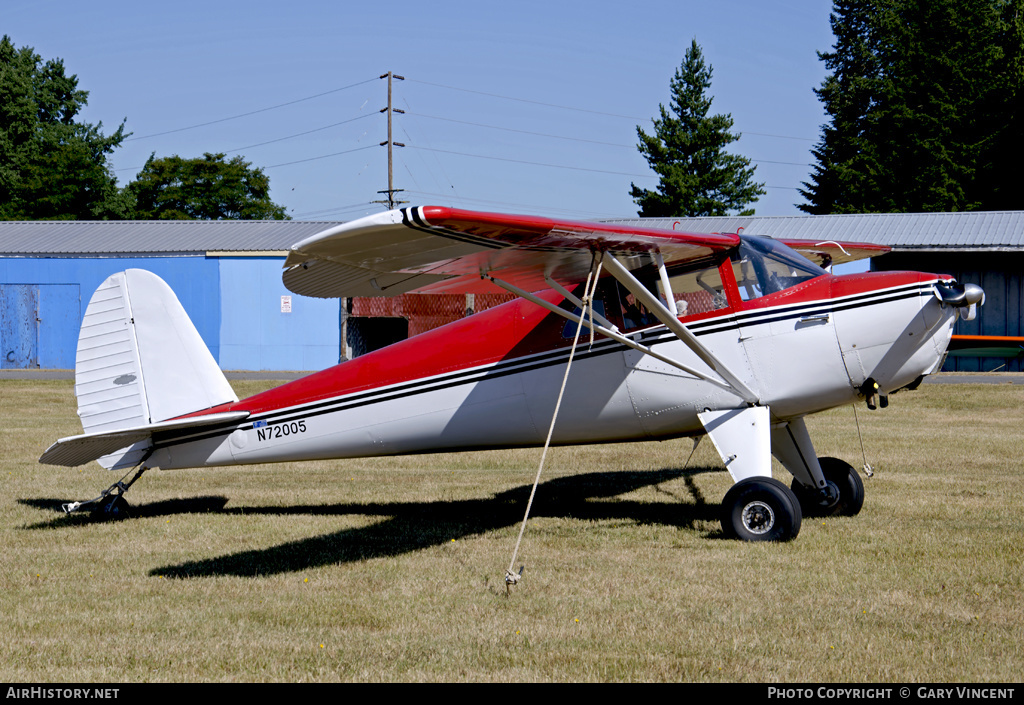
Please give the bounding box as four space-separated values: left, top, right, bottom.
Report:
733 235 827 301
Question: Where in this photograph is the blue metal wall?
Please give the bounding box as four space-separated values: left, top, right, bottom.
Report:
217 257 341 371
0 255 340 371
0 256 220 369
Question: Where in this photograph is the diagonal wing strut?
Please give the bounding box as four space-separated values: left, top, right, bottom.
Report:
601 254 759 405
487 254 759 404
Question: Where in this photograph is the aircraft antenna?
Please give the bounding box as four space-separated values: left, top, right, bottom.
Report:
373 72 408 210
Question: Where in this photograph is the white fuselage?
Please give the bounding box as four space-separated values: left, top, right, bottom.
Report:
144 277 954 471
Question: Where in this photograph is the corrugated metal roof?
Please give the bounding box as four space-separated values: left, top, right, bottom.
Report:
0 220 343 255
1 211 1022 255
605 211 1024 250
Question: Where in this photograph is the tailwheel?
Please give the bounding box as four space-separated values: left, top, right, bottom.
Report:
92 493 130 521
790 457 864 518
720 477 802 542
62 466 148 521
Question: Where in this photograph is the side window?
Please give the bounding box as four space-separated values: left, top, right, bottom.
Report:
561 299 609 338
733 256 764 302
610 272 660 332
659 258 732 318
732 236 826 301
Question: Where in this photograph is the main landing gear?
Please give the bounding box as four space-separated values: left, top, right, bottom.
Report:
789 457 864 518
720 477 802 542
719 458 864 541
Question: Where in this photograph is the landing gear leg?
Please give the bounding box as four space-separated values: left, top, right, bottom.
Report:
62 466 149 520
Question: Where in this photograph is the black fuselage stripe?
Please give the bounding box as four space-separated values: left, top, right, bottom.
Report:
152 283 936 449
151 341 626 448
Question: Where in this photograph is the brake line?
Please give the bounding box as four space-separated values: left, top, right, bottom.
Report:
851 404 875 478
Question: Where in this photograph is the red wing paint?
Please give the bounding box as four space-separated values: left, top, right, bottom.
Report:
283 206 741 299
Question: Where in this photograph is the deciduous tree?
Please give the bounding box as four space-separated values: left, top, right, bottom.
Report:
0 35 131 220
130 152 289 220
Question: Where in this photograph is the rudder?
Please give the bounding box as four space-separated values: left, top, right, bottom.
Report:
73 269 237 467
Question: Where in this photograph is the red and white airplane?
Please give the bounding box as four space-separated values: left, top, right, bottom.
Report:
41 206 983 542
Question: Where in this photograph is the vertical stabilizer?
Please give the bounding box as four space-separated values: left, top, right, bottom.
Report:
74 270 237 454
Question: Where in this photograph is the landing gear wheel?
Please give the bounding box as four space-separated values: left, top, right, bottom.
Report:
720 477 802 542
92 494 130 521
790 457 865 518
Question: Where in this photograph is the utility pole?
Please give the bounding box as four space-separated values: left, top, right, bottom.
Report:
374 72 407 210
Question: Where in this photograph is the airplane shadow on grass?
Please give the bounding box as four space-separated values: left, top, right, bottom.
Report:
22 467 722 579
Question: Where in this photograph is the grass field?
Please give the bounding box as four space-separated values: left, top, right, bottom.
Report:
2 377 1022 682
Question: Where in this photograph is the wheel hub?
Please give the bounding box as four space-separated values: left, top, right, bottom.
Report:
816 481 840 510
741 500 775 534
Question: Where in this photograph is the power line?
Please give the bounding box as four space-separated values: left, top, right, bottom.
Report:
408 145 652 178
407 77 814 142
223 113 375 154
407 78 644 121
264 145 376 169
407 145 809 179
408 112 811 167
124 77 377 141
410 112 634 149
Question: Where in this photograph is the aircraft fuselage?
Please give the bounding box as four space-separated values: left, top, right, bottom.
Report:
146 263 955 472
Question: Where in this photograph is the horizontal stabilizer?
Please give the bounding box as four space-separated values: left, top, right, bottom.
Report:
39 411 249 468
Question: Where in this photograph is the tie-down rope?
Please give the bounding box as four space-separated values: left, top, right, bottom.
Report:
505 251 604 593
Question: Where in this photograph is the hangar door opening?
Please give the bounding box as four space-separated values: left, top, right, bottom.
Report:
1 284 80 369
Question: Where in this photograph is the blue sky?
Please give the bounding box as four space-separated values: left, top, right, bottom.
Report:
5 1 837 221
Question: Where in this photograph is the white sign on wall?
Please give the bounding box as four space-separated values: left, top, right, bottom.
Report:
281 295 292 313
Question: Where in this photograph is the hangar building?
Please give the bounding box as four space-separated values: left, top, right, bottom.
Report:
0 220 340 371
611 210 1024 372
2 211 1021 372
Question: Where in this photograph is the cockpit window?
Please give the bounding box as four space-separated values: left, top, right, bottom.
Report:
732 235 826 301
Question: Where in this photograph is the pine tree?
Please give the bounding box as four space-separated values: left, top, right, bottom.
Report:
798 0 887 214
630 40 764 217
800 0 1021 214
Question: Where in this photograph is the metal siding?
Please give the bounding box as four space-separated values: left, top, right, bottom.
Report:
218 257 340 372
874 251 1022 372
1 285 38 368
0 220 342 255
2 213 1023 255
36 284 80 368
604 211 1024 248
0 257 220 368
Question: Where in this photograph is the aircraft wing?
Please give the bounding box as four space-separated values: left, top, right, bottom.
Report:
283 206 740 297
778 239 890 268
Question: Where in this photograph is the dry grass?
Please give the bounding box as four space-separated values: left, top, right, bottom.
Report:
1 378 1022 682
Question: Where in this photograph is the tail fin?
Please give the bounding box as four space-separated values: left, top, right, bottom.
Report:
60 269 238 468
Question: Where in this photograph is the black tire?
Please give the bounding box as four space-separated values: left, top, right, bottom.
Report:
790 457 864 518
720 477 802 542
92 494 130 521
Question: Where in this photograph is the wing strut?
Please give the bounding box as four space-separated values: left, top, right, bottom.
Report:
543 275 620 333
601 254 760 405
486 275 739 396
